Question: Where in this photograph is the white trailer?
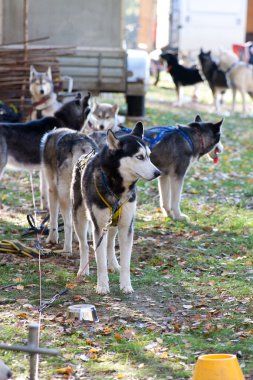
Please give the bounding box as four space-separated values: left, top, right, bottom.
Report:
169 0 248 54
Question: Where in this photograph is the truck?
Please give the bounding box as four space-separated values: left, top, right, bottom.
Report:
0 0 149 117
168 0 248 54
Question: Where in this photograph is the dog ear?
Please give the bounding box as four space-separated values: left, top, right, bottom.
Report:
195 115 202 122
47 67 52 81
131 121 144 139
107 129 120 150
81 92 90 108
212 119 223 132
89 97 98 111
111 104 119 115
29 65 37 81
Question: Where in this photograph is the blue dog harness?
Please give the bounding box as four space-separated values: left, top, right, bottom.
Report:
120 126 194 152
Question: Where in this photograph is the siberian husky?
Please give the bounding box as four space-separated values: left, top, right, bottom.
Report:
41 128 97 253
81 97 121 134
71 122 160 294
218 49 253 115
0 93 90 209
160 52 203 105
85 115 223 221
29 65 62 120
198 49 228 113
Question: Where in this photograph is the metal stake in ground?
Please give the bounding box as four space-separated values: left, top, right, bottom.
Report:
0 323 59 380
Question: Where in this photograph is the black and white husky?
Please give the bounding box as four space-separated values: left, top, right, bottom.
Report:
29 66 62 119
0 93 90 209
71 122 160 294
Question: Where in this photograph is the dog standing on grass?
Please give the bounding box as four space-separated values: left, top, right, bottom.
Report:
218 49 253 116
41 128 98 253
71 122 160 294
29 65 62 120
160 51 204 105
198 49 228 113
0 93 90 209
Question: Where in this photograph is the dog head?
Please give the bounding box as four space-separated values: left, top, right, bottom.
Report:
105 122 161 183
82 98 120 134
160 51 178 68
198 49 213 69
29 65 54 100
0 359 12 380
54 92 90 131
189 115 223 162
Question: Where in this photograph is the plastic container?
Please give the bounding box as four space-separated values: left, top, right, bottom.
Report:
192 354 245 380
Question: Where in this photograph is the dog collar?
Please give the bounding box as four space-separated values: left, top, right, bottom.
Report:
225 62 238 75
95 173 122 226
32 95 51 108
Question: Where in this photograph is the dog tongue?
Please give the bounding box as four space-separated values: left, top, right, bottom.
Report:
213 156 219 164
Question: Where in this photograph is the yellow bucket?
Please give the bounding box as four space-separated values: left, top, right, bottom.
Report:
192 354 245 380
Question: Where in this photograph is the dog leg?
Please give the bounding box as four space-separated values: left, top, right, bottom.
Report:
170 176 189 221
59 195 73 255
107 226 120 272
46 178 59 245
240 90 247 116
74 206 90 276
40 169 49 210
94 228 110 294
158 175 172 217
231 88 236 114
118 207 135 293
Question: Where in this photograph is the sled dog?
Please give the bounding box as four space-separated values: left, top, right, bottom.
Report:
29 65 62 119
71 122 160 294
41 128 97 253
84 115 223 221
0 93 90 209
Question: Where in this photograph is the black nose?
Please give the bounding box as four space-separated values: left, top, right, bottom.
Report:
100 125 104 130
7 370 12 378
40 89 44 94
154 169 161 178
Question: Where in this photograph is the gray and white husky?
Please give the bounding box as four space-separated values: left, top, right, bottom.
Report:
0 93 90 209
86 114 223 221
71 122 160 294
82 97 121 134
29 65 62 120
41 128 97 252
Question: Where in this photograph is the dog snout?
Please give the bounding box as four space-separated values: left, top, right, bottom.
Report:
7 370 12 379
40 89 45 95
100 125 104 130
153 169 161 178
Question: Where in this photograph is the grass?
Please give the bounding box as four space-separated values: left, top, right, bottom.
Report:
0 78 253 379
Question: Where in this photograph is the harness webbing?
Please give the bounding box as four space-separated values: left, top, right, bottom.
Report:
120 126 194 152
95 181 122 226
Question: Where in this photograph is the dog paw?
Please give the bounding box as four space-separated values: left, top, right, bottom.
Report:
120 284 134 294
108 261 121 273
46 231 58 245
63 243 72 255
96 285 110 294
173 213 190 222
77 266 89 277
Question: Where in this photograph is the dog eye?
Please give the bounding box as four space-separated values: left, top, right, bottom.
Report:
136 154 144 160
